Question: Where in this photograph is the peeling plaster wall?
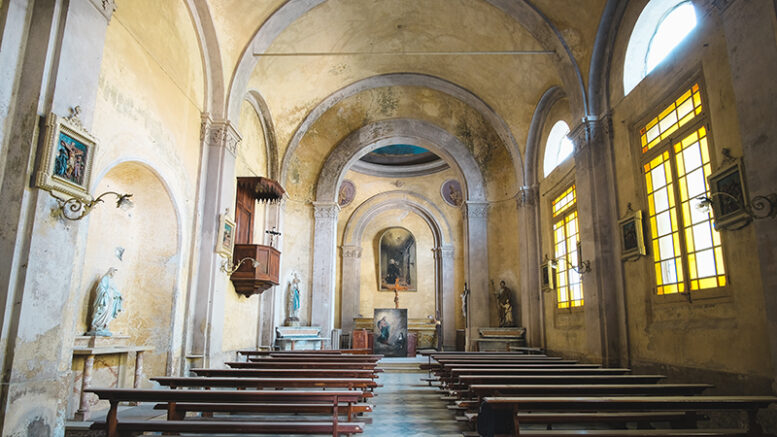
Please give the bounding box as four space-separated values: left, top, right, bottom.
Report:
605 1 774 389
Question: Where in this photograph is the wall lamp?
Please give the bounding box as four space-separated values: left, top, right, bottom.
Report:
543 252 591 276
52 191 134 221
219 256 259 275
695 192 777 229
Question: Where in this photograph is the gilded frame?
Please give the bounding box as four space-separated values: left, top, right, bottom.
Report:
540 259 557 292
35 111 97 201
217 214 236 257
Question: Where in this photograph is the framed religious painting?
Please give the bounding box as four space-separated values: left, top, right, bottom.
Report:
378 227 417 291
706 158 750 230
35 110 97 202
618 209 646 261
216 214 236 257
540 259 557 292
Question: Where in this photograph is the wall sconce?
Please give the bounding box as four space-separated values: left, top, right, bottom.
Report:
543 252 591 276
695 192 776 229
51 191 133 221
219 256 259 275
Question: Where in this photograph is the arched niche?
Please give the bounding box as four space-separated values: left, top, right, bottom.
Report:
340 191 455 348
77 162 180 387
311 119 488 345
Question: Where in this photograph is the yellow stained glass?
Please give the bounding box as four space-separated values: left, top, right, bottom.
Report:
640 84 702 154
553 188 583 309
644 151 683 293
552 185 576 217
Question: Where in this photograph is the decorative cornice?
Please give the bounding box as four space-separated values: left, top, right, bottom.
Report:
341 245 363 258
89 0 117 23
312 201 340 219
201 113 242 156
516 185 539 209
464 201 489 219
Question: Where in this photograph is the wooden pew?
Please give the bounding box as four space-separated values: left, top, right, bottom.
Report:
86 388 364 437
190 367 380 379
239 349 373 358
154 376 377 394
231 361 383 371
252 355 382 363
480 395 777 436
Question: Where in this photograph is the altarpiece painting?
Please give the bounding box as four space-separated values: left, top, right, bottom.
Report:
378 227 416 291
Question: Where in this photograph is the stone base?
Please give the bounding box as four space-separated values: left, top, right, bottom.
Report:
284 317 300 327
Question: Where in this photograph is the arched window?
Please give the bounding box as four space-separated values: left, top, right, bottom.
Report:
543 121 574 177
623 0 698 95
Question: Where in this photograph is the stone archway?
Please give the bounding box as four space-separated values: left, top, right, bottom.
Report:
340 191 455 348
309 118 489 345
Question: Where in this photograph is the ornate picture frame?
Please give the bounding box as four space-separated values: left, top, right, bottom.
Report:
707 158 750 230
216 214 236 257
378 227 417 291
35 110 97 201
619 209 646 261
540 259 557 292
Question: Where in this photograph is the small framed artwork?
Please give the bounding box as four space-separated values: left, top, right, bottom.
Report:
35 110 97 201
217 214 236 257
707 158 750 230
540 259 557 292
619 209 646 261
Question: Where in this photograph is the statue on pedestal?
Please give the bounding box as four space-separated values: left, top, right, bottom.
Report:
87 268 123 336
285 273 301 326
493 279 514 327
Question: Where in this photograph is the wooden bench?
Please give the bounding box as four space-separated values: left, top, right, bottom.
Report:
232 360 383 371
86 388 364 437
154 376 377 395
190 367 380 379
480 395 777 436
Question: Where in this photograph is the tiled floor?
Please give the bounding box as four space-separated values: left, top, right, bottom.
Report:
361 370 468 437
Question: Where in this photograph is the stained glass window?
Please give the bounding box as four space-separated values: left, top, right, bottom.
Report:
552 185 583 308
640 83 725 295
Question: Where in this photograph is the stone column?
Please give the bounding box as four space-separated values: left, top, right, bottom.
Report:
719 0 777 390
569 116 625 367
0 1 117 435
463 201 489 349
311 202 340 340
516 185 544 348
340 245 363 334
433 245 455 350
189 114 241 367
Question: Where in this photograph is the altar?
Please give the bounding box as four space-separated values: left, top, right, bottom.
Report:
274 326 328 350
353 316 438 349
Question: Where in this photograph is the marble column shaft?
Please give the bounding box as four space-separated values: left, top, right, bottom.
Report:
516 186 544 348
463 201 489 349
340 245 363 334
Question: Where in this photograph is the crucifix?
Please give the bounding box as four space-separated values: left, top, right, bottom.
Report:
390 278 408 308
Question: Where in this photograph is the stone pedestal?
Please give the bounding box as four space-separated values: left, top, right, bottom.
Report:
274 326 327 350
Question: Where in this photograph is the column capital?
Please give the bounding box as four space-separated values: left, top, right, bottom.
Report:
201 113 242 156
89 0 117 23
704 0 735 15
516 185 539 209
464 201 489 219
570 115 612 156
341 245 363 258
312 201 340 219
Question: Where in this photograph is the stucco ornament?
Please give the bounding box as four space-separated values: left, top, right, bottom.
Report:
87 267 123 336
285 272 301 326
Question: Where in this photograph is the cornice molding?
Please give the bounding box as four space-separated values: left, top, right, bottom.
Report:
201 113 242 156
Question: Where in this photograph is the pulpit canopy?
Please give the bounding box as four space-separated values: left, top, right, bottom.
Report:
236 177 285 203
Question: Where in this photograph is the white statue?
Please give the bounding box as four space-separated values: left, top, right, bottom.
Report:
285 273 301 326
87 268 123 336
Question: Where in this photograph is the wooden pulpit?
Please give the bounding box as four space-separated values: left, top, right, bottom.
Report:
230 243 280 297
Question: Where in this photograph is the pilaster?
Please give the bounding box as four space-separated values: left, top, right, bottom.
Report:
311 202 340 340
433 245 455 349
0 1 116 434
516 185 543 347
463 201 489 349
188 113 241 368
340 244 363 334
569 114 624 367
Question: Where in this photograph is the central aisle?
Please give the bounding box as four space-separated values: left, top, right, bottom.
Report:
363 359 467 437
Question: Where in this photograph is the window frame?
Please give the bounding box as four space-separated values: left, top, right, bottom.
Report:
549 182 584 311
633 77 730 301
